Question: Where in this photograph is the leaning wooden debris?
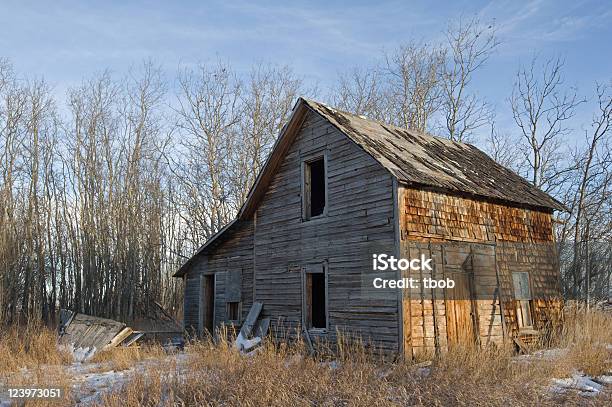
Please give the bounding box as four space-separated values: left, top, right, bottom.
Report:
58 309 144 356
234 302 270 354
129 301 183 343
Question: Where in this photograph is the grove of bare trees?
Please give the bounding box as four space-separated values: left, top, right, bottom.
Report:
0 17 610 325
0 58 310 324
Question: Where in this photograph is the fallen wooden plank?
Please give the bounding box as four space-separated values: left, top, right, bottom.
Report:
513 336 529 354
103 327 134 351
302 327 314 355
122 332 145 347
59 313 126 350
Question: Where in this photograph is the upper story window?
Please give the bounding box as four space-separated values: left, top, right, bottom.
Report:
302 155 326 220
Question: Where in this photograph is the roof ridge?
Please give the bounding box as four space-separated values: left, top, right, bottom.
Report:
301 98 474 149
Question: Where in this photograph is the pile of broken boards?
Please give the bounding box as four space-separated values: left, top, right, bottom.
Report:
233 302 271 355
58 306 184 361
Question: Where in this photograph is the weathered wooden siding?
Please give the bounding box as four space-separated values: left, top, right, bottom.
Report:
206 221 254 331
183 220 254 334
399 186 561 357
253 110 399 352
496 241 562 338
183 271 201 333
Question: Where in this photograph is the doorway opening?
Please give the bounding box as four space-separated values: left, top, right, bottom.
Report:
304 263 328 330
201 274 215 335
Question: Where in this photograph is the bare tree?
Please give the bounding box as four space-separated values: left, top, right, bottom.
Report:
233 64 306 207
0 58 306 324
563 83 612 302
510 56 583 194
383 42 445 132
173 60 241 245
334 19 496 138
440 17 498 142
332 66 387 121
484 122 522 171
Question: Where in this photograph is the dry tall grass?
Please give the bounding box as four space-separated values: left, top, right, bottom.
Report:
89 343 167 372
0 323 72 373
0 323 74 405
0 308 609 406
557 305 612 376
98 309 611 407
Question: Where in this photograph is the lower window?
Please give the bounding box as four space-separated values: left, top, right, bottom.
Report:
512 272 533 329
226 301 240 322
516 299 533 328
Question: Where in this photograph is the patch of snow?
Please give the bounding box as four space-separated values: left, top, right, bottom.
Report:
550 372 604 396
595 375 612 384
0 352 192 407
72 368 134 405
416 367 431 377
70 352 191 405
324 360 340 370
0 382 9 407
60 344 97 362
376 367 393 379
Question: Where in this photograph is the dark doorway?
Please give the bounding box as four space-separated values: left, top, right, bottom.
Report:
305 271 327 329
201 274 215 335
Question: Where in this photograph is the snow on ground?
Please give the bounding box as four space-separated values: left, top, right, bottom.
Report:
513 345 612 397
0 352 192 406
514 347 568 361
71 367 136 405
550 373 611 396
69 352 192 405
60 344 98 363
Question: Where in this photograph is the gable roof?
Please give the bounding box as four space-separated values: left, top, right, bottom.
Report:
174 97 564 277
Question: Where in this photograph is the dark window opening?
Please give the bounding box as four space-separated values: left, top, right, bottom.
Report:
307 273 327 329
304 157 325 219
227 302 240 322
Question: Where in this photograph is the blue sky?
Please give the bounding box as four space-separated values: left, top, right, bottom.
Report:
1 0 610 143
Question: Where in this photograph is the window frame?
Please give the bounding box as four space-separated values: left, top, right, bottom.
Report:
226 301 241 324
512 271 534 330
301 152 328 222
301 261 329 333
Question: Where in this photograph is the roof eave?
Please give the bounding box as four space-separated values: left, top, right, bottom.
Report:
172 219 239 278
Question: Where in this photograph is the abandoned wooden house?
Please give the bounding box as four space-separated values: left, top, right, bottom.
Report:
173 98 565 358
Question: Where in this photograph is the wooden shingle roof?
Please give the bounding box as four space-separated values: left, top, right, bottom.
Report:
303 99 566 212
